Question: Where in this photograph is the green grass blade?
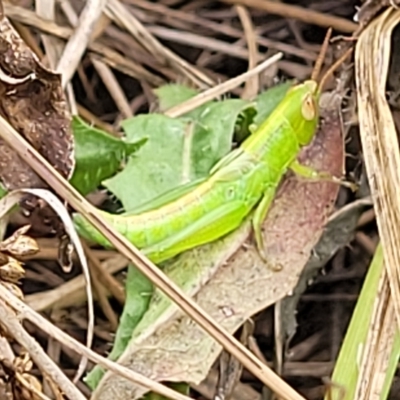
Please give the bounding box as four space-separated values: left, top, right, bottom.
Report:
327 244 400 400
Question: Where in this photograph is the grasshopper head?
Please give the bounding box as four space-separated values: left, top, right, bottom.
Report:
285 80 320 146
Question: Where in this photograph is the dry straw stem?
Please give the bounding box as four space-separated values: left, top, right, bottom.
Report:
3 3 165 86
222 0 357 33
354 10 400 398
165 53 282 118
56 0 106 88
355 8 400 330
25 254 127 312
105 0 212 88
0 58 305 400
60 0 132 119
129 0 315 61
235 5 259 100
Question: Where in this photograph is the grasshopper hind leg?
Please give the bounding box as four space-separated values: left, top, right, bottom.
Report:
252 185 282 271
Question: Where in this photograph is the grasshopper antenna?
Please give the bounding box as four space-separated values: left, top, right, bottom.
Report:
318 46 353 93
311 27 333 82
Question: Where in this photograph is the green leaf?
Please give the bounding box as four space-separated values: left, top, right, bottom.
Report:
0 183 7 200
253 81 293 127
327 244 400 400
70 116 147 195
85 265 153 389
103 114 190 212
190 99 251 178
154 84 199 111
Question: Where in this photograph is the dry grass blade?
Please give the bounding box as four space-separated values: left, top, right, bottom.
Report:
130 0 315 61
57 0 106 88
105 0 212 88
60 1 132 119
221 0 357 32
355 264 398 399
2 4 165 86
25 254 127 312
0 188 94 384
327 244 399 400
35 0 63 68
355 8 400 329
165 53 282 118
235 5 259 100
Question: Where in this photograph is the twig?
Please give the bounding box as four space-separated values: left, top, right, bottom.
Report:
0 335 14 360
129 0 316 61
90 269 119 330
147 25 265 62
82 241 125 304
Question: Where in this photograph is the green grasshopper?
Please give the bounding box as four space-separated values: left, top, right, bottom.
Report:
73 38 352 265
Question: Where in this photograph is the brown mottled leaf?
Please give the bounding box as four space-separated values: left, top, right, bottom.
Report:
0 4 73 192
0 3 74 267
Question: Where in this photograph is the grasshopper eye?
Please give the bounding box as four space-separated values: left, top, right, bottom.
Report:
301 93 316 121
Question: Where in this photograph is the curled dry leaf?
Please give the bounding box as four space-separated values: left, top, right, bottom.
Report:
0 231 46 400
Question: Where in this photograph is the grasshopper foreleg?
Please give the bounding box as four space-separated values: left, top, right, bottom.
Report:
289 160 357 191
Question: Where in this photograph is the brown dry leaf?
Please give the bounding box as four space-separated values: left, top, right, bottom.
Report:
92 90 345 399
0 3 74 191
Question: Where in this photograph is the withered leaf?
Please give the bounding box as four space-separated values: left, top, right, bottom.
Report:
0 3 74 191
0 257 25 284
0 225 39 257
